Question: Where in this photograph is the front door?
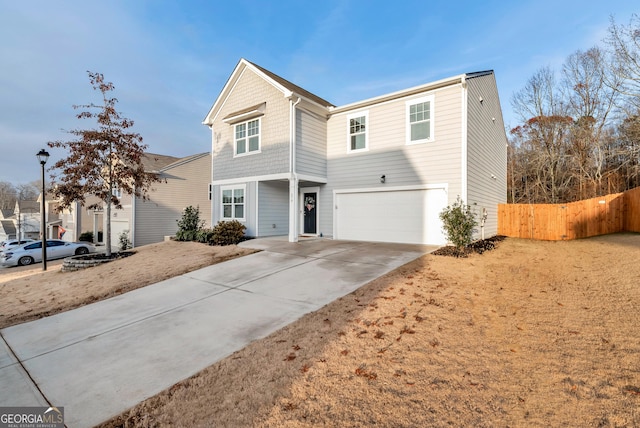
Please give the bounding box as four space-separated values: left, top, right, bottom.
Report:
303 192 317 234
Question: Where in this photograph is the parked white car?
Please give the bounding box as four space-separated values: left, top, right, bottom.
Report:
0 239 95 267
0 239 35 254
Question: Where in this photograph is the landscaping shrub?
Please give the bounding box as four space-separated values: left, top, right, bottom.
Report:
176 205 205 241
439 196 477 256
118 230 132 251
211 220 246 246
196 228 215 244
79 231 94 242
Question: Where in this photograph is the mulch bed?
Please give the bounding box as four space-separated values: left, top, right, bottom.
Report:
432 235 506 257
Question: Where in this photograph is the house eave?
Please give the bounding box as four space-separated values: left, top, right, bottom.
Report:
328 74 467 115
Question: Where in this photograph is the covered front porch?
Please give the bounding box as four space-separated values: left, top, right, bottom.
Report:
256 175 326 242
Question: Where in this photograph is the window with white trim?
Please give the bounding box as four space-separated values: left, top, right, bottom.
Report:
235 118 260 156
347 111 368 152
406 95 434 144
221 185 245 220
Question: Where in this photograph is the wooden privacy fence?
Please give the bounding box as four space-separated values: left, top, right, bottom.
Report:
498 186 640 240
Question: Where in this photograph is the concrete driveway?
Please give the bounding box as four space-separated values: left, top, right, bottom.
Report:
0 237 437 427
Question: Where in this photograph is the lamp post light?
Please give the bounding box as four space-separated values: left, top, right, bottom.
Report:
36 149 50 271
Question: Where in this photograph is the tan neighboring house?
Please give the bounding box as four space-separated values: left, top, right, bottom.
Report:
53 152 211 249
49 194 103 243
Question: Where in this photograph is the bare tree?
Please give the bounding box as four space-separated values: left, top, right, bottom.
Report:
606 14 640 110
511 68 574 203
16 182 40 201
0 182 17 211
48 72 160 257
562 47 621 198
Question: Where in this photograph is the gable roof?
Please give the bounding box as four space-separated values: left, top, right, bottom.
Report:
247 61 334 108
203 61 498 124
16 200 40 213
203 58 334 125
142 153 181 173
1 220 16 235
329 71 496 115
0 209 13 219
160 152 210 172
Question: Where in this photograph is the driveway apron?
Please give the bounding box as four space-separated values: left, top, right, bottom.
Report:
0 238 436 427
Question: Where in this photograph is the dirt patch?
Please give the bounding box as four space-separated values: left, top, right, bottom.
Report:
0 240 256 329
94 233 640 427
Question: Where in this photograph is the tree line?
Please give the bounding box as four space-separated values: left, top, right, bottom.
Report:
0 181 40 211
508 14 640 203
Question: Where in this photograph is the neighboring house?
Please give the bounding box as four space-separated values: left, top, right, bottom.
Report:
53 195 103 243
202 59 507 245
107 152 212 249
0 209 15 241
13 200 40 240
0 220 16 241
0 209 13 220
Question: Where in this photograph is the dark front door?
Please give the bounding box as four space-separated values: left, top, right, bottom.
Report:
303 192 317 234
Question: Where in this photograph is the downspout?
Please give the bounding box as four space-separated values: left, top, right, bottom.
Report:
460 75 468 203
131 186 136 248
209 125 215 227
288 96 301 242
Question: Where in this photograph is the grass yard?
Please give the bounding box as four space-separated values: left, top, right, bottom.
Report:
90 233 640 427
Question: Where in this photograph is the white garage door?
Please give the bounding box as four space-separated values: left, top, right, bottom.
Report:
335 188 447 245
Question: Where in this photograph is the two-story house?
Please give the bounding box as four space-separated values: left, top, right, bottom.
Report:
203 59 507 245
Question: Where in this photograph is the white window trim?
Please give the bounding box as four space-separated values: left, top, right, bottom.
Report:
406 95 435 145
111 184 122 199
346 110 369 153
220 184 246 221
234 117 261 157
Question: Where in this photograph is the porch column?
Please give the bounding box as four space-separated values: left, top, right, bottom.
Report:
288 175 299 242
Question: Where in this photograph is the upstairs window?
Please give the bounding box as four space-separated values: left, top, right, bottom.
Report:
221 185 245 220
347 111 368 152
235 118 260 156
406 95 434 144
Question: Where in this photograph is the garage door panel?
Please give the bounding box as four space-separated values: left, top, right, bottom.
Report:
336 189 446 245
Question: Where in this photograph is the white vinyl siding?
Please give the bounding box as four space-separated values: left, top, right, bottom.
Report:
221 185 246 220
211 68 291 180
406 95 434 144
465 73 508 238
323 85 464 238
347 111 368 152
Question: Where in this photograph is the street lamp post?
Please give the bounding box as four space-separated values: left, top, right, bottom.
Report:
37 149 50 271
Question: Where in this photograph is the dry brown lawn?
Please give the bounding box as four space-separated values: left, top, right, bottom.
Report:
0 240 256 329
3 235 640 427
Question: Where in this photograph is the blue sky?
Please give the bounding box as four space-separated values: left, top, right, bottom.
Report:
0 0 636 185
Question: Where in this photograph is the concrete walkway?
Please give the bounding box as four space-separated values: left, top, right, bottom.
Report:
0 237 437 427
